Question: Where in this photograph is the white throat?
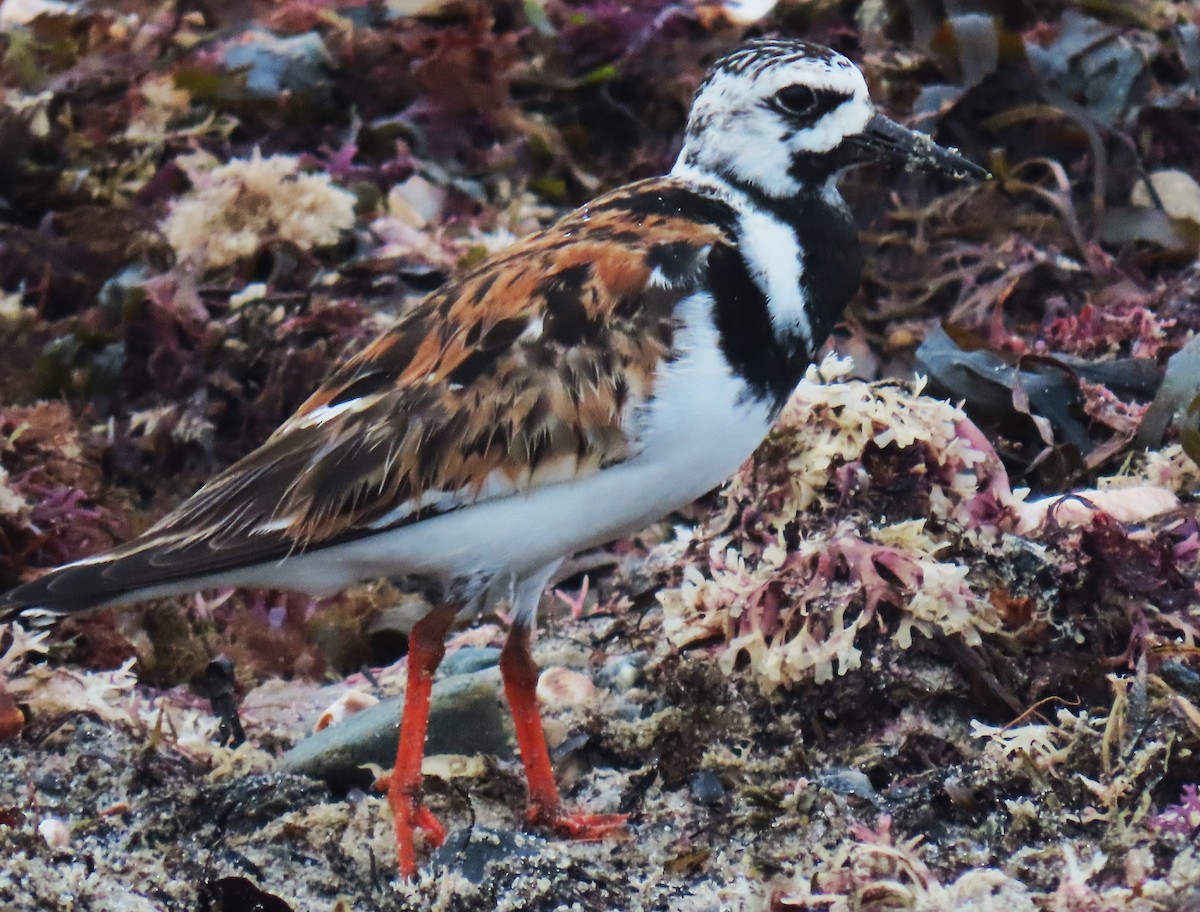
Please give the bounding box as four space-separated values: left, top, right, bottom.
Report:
668 163 818 350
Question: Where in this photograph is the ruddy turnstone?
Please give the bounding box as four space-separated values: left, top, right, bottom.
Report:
1 38 985 877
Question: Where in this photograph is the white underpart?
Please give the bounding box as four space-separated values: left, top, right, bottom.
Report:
131 292 775 599
674 48 872 198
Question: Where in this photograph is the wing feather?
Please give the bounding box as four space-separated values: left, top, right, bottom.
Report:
1 178 733 613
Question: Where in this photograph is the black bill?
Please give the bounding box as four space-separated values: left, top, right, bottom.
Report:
844 113 989 181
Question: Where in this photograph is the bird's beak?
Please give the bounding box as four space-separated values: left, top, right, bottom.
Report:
844 113 989 181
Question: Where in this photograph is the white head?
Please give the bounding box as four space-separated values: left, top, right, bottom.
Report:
674 39 985 198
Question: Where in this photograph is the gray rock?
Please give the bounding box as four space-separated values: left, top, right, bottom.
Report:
283 669 513 791
600 651 648 692
432 826 546 884
440 646 502 678
815 768 882 807
530 639 592 671
689 770 726 806
219 29 332 100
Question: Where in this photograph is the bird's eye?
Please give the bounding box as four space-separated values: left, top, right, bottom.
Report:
774 85 817 116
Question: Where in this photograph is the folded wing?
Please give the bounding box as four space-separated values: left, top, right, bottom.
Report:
0 178 731 616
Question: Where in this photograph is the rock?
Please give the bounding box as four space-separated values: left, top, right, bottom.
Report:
536 667 599 710
440 646 501 678
386 175 446 229
689 770 726 806
432 826 546 884
313 688 379 733
282 670 513 790
1132 169 1200 225
206 773 330 835
531 640 592 671
600 652 647 692
815 768 881 807
37 816 70 850
1014 485 1180 534
425 671 513 759
34 772 68 796
207 877 293 912
218 29 332 102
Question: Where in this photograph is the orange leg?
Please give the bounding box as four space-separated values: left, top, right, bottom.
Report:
380 601 459 878
499 622 628 840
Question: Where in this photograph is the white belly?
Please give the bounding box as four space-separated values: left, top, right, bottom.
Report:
226 293 776 593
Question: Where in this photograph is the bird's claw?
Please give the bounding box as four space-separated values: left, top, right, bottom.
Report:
377 772 446 877
529 806 630 841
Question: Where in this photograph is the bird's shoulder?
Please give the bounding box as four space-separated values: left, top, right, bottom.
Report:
288 176 736 429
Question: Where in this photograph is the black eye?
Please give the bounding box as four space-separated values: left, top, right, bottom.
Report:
774 85 816 116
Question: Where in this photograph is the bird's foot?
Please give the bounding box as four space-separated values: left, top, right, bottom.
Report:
528 804 629 841
377 772 446 878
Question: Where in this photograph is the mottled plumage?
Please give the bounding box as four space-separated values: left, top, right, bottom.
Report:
0 38 985 878
2 182 740 611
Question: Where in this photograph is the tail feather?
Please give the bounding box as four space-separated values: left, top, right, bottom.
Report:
0 551 177 623
0 510 392 625
0 603 62 629
0 526 298 624
0 561 233 625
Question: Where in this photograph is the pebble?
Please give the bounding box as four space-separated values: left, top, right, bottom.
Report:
530 640 591 671
218 29 332 101
440 646 502 678
536 667 599 710
689 770 726 806
283 669 513 790
313 688 379 733
600 652 647 692
815 768 882 807
432 826 546 884
35 772 69 796
38 817 70 850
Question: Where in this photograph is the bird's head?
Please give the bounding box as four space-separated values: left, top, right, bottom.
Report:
674 38 986 198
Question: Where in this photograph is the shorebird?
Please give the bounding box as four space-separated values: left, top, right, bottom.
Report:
1 38 985 877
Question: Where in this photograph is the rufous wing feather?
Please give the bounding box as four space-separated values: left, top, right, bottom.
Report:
0 178 729 618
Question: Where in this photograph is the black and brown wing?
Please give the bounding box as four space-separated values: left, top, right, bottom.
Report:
0 178 735 616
